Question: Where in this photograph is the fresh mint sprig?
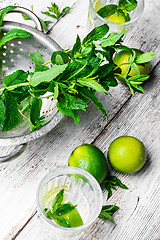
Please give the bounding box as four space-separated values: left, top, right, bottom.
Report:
97 0 137 22
103 175 128 199
43 189 77 228
21 3 70 30
42 2 70 21
99 204 119 221
113 49 155 95
43 189 119 224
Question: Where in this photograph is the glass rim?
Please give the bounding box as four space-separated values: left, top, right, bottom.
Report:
36 166 103 231
89 0 145 26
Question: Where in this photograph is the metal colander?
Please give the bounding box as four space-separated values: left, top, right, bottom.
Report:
0 7 64 161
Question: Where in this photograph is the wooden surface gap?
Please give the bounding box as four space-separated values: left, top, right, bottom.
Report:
91 94 132 145
9 209 37 240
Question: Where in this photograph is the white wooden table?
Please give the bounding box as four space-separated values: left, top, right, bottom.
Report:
0 0 160 239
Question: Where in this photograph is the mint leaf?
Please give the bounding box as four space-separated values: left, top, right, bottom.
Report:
78 87 107 117
56 102 80 124
127 74 149 95
3 70 27 87
29 52 48 72
51 51 69 65
2 91 21 132
71 35 82 58
53 82 59 99
96 63 114 79
77 78 108 93
124 2 137 12
99 210 114 221
130 62 140 75
56 203 77 216
97 5 117 18
41 11 57 19
0 6 16 27
30 64 68 87
39 19 52 30
52 189 64 212
119 0 137 12
61 7 70 14
58 90 88 110
20 96 31 112
0 97 5 127
135 52 155 64
43 209 54 220
29 97 42 128
53 215 71 228
0 29 32 47
128 74 149 83
22 14 31 20
101 31 124 47
82 24 109 45
48 2 59 17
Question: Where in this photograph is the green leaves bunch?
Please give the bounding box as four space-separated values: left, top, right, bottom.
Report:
97 0 137 22
0 18 155 132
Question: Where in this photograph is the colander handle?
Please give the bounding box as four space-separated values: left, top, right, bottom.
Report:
0 143 27 163
6 6 43 32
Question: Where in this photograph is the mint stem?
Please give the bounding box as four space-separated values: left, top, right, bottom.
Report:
0 82 30 92
42 60 52 66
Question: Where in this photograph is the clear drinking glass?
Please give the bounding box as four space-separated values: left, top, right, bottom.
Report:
36 166 103 240
88 0 144 37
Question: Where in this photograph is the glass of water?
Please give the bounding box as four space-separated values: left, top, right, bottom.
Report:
88 0 144 37
36 166 103 240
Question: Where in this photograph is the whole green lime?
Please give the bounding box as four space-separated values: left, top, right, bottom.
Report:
113 49 150 84
108 136 146 174
68 144 108 184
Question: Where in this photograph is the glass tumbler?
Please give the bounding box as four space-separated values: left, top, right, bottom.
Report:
36 166 103 240
88 0 144 37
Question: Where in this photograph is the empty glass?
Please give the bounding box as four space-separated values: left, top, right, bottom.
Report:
88 0 144 37
36 166 103 240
